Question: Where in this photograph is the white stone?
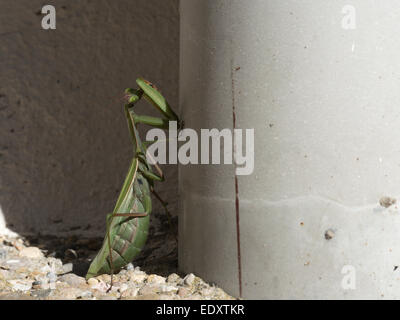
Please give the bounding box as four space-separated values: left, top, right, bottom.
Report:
19 247 43 259
8 280 32 292
160 284 178 293
183 273 195 286
147 274 166 284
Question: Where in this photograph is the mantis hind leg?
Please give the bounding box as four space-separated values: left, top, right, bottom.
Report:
105 211 149 293
139 164 176 242
105 213 114 293
151 188 177 242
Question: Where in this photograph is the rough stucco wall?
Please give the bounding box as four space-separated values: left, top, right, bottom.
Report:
0 0 179 236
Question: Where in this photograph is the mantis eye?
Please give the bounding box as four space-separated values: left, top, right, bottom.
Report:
143 80 153 86
143 79 159 92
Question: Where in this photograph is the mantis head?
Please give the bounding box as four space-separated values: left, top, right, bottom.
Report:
124 88 142 104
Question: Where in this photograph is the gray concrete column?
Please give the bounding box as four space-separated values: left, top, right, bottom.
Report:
179 0 400 299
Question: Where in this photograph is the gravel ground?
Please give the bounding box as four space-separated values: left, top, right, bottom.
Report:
0 230 235 300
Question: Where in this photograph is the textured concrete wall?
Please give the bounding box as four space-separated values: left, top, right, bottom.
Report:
180 0 400 299
0 0 179 236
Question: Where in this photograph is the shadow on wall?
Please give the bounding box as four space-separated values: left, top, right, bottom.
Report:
0 0 180 237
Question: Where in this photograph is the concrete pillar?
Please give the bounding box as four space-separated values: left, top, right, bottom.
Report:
179 0 400 299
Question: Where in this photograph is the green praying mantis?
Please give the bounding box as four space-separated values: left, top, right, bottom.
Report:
86 78 182 289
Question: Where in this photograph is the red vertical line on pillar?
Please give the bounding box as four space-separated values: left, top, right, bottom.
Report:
231 57 242 298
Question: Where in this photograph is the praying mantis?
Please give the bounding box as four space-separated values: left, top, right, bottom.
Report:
85 78 182 289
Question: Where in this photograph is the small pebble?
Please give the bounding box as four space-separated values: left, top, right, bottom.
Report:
40 264 52 273
118 269 127 276
0 249 7 260
147 274 166 284
87 278 98 287
139 284 161 295
79 291 92 298
167 273 181 284
126 263 134 271
40 283 51 290
8 280 32 292
32 280 42 289
160 284 178 293
62 263 73 274
178 287 191 297
97 274 111 283
31 289 52 298
120 287 139 299
184 273 195 286
91 281 109 293
119 283 129 292
59 287 84 300
11 241 24 251
6 259 20 264
46 272 57 283
201 287 214 296
129 272 147 283
47 258 64 274
19 247 43 259
58 274 86 287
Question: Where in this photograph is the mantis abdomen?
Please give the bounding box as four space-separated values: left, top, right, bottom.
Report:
86 164 151 278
